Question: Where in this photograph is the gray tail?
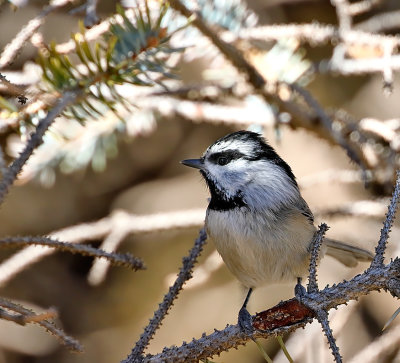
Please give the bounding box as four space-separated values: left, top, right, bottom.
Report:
324 238 373 267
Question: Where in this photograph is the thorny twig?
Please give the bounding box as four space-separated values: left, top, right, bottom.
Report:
316 310 342 363
0 209 205 287
0 297 58 325
307 223 329 293
0 236 145 271
371 170 400 268
122 228 207 363
0 297 83 352
0 90 80 206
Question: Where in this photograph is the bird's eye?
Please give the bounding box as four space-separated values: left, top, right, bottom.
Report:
217 157 228 166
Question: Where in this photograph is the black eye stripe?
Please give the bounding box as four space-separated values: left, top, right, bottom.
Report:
208 150 245 165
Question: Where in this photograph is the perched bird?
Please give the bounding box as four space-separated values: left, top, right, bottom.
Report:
181 130 373 332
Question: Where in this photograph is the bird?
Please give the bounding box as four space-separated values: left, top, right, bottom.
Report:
181 130 373 333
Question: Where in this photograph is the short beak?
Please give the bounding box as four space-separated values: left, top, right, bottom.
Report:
181 158 204 170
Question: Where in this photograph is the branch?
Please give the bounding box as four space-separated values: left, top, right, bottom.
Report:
0 209 205 287
143 257 400 362
0 297 83 352
0 236 145 271
122 228 207 363
371 170 400 268
0 0 74 69
316 310 342 363
0 90 80 206
307 224 329 293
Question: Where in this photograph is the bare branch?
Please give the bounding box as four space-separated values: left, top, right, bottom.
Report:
0 0 74 69
371 170 400 268
122 228 207 363
0 209 204 287
0 236 145 271
0 90 80 206
348 0 384 16
356 10 400 33
84 0 100 28
0 297 83 352
315 199 388 219
307 224 329 293
331 0 353 33
221 23 336 45
316 310 342 363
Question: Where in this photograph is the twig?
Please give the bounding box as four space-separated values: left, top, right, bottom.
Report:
327 54 400 75
0 209 205 287
0 143 7 176
122 228 207 363
290 83 366 171
356 10 400 33
348 0 384 16
331 0 352 33
316 310 342 363
315 199 389 219
221 23 336 45
84 0 100 28
225 24 400 48
87 227 130 285
0 297 83 352
371 170 400 268
0 236 145 270
0 0 74 69
0 72 27 97
137 95 275 126
0 303 57 325
0 90 80 206
307 224 329 293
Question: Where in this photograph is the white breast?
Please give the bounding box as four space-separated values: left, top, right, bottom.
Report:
205 207 317 288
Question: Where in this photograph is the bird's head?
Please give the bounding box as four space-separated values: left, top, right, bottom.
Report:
181 131 300 211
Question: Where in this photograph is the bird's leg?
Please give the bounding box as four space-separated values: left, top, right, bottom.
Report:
238 287 254 334
294 277 306 297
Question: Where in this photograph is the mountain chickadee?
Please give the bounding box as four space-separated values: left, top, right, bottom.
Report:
181 130 373 332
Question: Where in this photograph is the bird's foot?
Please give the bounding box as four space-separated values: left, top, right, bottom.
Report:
295 277 306 298
238 306 254 335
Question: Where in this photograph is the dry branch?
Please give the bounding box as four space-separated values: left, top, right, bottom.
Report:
122 228 207 363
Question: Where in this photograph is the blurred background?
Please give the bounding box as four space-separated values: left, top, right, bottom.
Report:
1 0 400 362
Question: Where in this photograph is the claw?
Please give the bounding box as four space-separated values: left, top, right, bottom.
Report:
295 277 306 297
238 306 254 335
